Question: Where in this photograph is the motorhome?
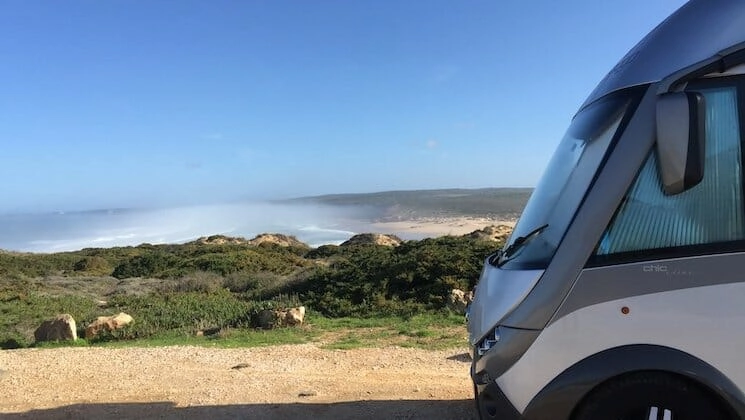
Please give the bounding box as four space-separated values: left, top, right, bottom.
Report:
467 0 745 418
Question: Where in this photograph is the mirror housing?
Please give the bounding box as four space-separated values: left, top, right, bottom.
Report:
655 92 706 195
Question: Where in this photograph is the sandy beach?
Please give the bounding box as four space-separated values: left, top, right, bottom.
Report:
371 217 516 238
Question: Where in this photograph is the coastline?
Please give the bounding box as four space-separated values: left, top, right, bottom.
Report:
0 211 518 253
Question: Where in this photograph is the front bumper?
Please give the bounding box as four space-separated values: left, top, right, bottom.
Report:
473 376 524 420
470 327 541 419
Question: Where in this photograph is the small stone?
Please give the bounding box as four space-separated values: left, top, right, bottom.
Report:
298 390 317 397
231 363 250 370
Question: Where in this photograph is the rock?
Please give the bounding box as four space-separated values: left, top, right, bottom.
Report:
255 309 279 329
284 306 306 326
190 235 250 245
255 306 306 329
202 327 221 336
465 224 513 242
189 233 310 248
85 312 134 339
34 314 77 343
1 338 22 349
340 233 402 247
248 234 309 248
447 289 473 313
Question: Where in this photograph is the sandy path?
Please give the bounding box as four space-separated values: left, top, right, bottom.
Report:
0 344 476 419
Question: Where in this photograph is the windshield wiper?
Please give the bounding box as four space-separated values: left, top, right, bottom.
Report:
498 224 549 266
487 250 502 266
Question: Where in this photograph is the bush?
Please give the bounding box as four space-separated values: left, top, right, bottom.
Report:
158 271 225 294
105 289 251 339
305 245 341 259
223 270 288 294
222 270 257 293
0 231 504 341
73 256 112 276
112 253 179 279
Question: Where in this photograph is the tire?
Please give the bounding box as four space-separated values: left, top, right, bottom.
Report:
572 372 730 420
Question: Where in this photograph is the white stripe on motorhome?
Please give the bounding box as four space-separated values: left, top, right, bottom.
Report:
496 282 745 413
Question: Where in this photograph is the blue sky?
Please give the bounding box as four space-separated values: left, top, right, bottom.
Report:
0 1 687 213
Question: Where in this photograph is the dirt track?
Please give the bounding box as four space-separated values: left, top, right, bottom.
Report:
0 344 477 419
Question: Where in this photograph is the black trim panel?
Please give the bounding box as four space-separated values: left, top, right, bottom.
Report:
522 345 745 420
474 380 523 420
664 43 745 93
684 91 706 189
588 240 745 267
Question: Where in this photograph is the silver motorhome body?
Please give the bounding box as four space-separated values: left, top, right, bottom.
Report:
469 0 745 419
583 0 745 108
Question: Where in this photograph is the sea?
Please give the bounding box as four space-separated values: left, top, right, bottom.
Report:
0 203 381 253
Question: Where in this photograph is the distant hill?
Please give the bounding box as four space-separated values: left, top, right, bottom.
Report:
285 188 532 221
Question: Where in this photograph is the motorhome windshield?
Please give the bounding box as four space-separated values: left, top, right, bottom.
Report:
499 88 644 269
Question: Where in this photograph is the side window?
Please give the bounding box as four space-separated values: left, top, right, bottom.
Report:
596 85 744 257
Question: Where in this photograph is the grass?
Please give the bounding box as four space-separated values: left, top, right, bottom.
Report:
0 276 471 351
94 326 317 349
17 312 469 351
314 312 468 350
0 288 468 351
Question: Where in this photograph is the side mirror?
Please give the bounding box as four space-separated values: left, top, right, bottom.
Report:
655 92 706 195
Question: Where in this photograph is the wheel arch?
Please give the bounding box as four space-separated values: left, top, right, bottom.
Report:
521 344 745 420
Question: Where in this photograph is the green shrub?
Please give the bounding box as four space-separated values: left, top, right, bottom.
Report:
112 252 179 279
305 245 341 259
104 289 251 339
73 256 112 276
158 271 225 294
0 231 504 342
223 270 258 293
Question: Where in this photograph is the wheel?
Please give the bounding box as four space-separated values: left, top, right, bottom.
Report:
572 372 730 420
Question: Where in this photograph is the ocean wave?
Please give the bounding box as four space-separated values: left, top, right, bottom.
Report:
298 225 356 236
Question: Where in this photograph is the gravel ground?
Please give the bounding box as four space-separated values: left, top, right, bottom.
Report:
0 344 477 419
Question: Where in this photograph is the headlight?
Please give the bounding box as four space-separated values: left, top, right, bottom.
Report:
476 326 501 356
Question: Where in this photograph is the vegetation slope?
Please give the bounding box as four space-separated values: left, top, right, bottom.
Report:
0 232 505 349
